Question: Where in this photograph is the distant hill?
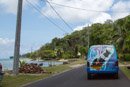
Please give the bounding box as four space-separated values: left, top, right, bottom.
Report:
24 15 130 60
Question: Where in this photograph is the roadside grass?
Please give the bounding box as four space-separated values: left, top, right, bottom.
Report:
44 58 86 74
44 65 70 74
69 58 86 66
120 61 130 65
1 58 85 87
119 60 130 79
1 74 50 87
120 66 130 79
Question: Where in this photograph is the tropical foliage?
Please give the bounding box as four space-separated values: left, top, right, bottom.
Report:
24 15 130 60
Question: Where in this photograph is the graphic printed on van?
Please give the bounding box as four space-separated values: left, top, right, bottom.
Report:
88 45 116 71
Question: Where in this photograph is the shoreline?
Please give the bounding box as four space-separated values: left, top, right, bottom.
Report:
1 58 85 87
1 58 65 71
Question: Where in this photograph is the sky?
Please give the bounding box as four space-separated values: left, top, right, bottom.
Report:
0 0 130 58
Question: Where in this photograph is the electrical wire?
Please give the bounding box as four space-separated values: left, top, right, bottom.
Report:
44 0 130 13
26 0 69 34
44 0 73 31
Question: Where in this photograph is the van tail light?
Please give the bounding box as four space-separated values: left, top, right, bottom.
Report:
87 62 90 67
115 61 118 66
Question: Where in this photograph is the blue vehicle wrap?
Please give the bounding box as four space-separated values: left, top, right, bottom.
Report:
87 45 119 74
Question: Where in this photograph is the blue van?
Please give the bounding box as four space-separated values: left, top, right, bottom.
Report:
87 45 119 79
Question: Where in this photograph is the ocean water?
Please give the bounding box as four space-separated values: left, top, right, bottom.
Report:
0 59 13 71
0 58 63 71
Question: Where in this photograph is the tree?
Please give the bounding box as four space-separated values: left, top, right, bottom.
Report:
23 15 130 60
79 46 87 58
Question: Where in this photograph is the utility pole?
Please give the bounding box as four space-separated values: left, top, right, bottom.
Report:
87 25 90 49
13 0 23 75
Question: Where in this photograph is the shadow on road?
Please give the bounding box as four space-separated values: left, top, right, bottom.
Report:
88 74 119 80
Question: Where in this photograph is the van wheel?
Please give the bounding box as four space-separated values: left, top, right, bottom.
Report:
114 73 118 79
87 73 91 79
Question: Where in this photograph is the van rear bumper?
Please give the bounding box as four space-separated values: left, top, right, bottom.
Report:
87 67 119 74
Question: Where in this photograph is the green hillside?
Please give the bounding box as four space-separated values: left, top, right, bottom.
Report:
24 15 130 60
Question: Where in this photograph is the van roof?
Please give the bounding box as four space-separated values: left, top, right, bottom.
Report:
90 45 114 48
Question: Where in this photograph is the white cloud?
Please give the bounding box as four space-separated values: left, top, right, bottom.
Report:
0 0 130 57
0 38 14 45
0 0 39 14
73 23 92 31
42 0 130 28
0 38 41 58
1 0 130 24
0 0 18 14
43 0 114 23
0 38 14 58
73 25 86 31
91 13 112 24
111 1 130 20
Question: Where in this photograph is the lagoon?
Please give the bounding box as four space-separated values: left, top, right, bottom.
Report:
0 58 63 71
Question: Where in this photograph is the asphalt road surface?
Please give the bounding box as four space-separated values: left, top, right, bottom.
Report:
25 66 130 87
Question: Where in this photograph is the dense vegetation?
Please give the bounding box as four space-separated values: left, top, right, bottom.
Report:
24 15 130 60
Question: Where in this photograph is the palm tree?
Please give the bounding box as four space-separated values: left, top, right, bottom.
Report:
112 19 128 53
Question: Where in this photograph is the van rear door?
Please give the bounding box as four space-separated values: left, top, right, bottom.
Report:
88 45 117 71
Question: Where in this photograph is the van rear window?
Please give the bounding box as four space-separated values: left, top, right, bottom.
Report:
89 45 114 60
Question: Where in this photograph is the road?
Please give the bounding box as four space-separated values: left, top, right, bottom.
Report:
24 66 130 87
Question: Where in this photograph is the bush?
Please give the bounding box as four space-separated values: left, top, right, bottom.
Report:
124 54 130 61
19 60 26 67
39 50 56 59
62 52 73 59
119 54 130 61
118 54 124 61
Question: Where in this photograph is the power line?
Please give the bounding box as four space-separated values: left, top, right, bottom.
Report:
46 1 103 12
44 1 130 13
26 0 69 34
44 0 73 31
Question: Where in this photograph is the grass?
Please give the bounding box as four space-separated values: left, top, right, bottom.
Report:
0 58 85 87
120 66 130 79
119 60 130 79
69 58 86 65
1 74 50 87
44 65 70 74
119 61 130 65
